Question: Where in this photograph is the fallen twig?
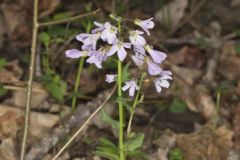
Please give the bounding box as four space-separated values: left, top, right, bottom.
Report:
38 9 100 27
20 0 39 159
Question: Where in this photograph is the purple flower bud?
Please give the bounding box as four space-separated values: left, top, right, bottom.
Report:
86 50 107 69
107 40 131 61
129 30 146 47
134 18 154 35
154 70 172 93
146 59 162 75
105 74 117 83
65 49 88 58
76 33 100 50
122 80 139 96
100 22 117 44
145 45 167 64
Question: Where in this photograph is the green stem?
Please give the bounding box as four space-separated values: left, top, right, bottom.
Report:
127 76 143 136
118 60 124 160
71 57 85 112
117 18 124 160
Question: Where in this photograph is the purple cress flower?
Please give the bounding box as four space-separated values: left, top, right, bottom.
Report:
86 50 107 69
76 33 100 50
146 59 162 75
134 18 154 35
107 40 131 61
122 80 139 96
154 70 172 93
91 21 105 33
100 22 117 44
65 49 88 58
129 30 146 47
105 74 117 83
145 45 167 64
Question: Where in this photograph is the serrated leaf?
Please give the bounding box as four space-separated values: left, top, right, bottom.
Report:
101 110 119 129
124 133 144 152
0 58 6 70
39 32 50 48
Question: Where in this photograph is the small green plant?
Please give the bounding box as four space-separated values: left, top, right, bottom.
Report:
169 147 184 160
0 58 7 97
169 97 187 113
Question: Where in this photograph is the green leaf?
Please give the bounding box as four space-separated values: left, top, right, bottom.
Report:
99 138 118 149
127 150 148 160
169 98 187 113
96 138 119 160
39 32 50 48
0 58 6 70
53 12 70 21
116 97 133 113
169 147 184 160
122 62 131 82
234 44 240 55
95 151 119 160
0 85 7 97
124 133 144 152
101 110 119 129
42 73 66 101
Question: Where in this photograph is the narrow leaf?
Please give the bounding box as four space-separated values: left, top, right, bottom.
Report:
101 110 119 129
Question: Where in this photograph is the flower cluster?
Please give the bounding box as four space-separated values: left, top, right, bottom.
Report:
65 18 172 96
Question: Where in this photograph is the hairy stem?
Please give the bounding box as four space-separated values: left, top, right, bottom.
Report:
20 0 39 159
71 57 85 112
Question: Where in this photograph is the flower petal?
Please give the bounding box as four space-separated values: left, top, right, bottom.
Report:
65 49 84 58
117 47 127 61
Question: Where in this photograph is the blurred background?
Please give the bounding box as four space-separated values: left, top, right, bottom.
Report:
0 0 240 159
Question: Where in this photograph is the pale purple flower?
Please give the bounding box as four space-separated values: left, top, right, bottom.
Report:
154 70 172 93
147 59 162 75
107 40 131 61
65 49 88 58
91 21 105 33
134 18 154 35
122 80 139 96
145 45 167 64
76 33 100 50
133 45 145 55
131 52 145 67
86 50 107 69
105 74 117 83
129 30 146 47
100 22 117 44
